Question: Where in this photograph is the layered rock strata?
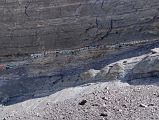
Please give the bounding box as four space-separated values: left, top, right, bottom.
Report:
1 0 159 56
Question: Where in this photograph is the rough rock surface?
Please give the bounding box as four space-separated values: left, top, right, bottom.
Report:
1 0 159 120
0 44 159 119
132 54 159 79
80 69 100 80
1 0 159 56
1 85 159 120
151 48 159 53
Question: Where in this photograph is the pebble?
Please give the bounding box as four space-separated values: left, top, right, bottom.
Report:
100 112 108 117
139 104 147 108
79 100 87 105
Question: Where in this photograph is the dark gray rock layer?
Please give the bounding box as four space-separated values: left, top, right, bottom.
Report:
1 0 159 56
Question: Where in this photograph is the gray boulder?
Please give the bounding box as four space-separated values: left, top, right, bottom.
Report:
95 63 125 81
80 69 100 80
133 55 159 74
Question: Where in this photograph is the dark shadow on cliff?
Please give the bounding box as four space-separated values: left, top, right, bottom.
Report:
1 41 159 106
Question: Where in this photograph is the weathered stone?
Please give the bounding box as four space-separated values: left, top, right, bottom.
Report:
106 63 124 80
95 63 124 81
0 0 159 56
80 69 100 80
108 63 124 74
151 48 159 54
96 66 110 78
133 55 159 74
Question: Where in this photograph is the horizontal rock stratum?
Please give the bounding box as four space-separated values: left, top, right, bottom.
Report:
1 1 159 119
1 0 159 56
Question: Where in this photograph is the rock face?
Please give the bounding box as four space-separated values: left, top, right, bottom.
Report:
1 1 159 118
80 69 100 80
0 0 159 56
82 63 125 81
151 48 159 53
133 55 159 74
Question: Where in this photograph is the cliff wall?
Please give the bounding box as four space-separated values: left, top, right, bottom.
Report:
0 0 159 56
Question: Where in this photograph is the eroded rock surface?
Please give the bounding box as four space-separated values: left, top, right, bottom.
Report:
132 54 159 79
133 55 159 74
80 69 100 80
1 0 159 119
1 0 159 56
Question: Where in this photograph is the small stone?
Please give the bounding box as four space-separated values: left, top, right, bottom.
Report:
102 103 107 107
118 109 122 112
36 113 40 117
59 115 64 119
123 61 127 63
153 93 157 95
139 104 147 108
122 104 127 108
148 104 154 106
101 97 107 100
100 112 108 117
91 103 99 106
79 100 87 105
46 102 50 105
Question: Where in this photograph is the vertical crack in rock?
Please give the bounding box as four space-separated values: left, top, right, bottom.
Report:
152 15 157 23
25 1 31 17
90 17 113 44
10 30 13 41
96 16 99 29
74 3 82 17
59 7 62 18
100 19 113 40
101 0 104 9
